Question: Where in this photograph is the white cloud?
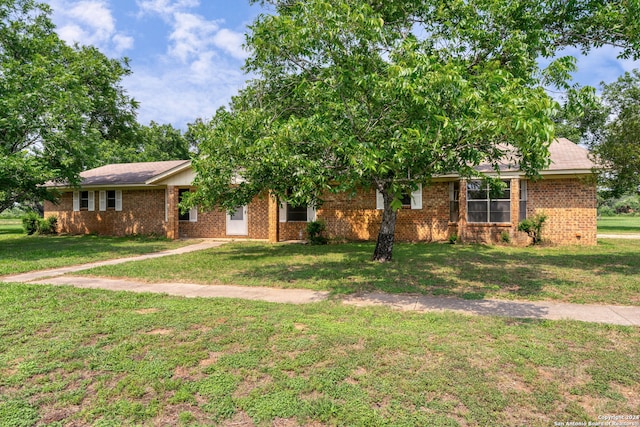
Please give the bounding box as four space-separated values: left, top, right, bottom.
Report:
136 0 247 62
168 12 220 62
564 46 640 89
212 28 248 60
125 61 248 128
48 0 133 56
136 0 199 18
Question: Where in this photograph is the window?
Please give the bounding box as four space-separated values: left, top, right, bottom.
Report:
99 190 122 211
178 189 197 222
519 180 527 221
449 182 459 222
400 193 412 208
73 191 95 212
467 180 511 223
178 189 190 221
287 204 308 222
80 191 89 210
279 202 316 223
376 184 423 210
107 190 116 209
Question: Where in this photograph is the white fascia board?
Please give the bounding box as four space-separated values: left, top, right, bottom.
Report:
145 160 193 185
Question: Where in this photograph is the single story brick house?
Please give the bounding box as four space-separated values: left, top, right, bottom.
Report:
44 138 597 245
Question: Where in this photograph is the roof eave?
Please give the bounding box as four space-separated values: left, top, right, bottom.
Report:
145 160 192 185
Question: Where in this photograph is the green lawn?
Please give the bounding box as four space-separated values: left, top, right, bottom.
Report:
0 283 637 426
598 215 640 234
0 219 191 276
78 239 640 306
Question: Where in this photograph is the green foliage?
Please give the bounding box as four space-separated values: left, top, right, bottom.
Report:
448 233 458 245
89 121 192 167
0 0 138 211
500 231 511 244
190 0 639 261
571 70 640 197
306 220 328 245
518 214 548 245
598 193 640 216
38 215 57 235
21 212 40 235
21 213 57 235
0 205 28 219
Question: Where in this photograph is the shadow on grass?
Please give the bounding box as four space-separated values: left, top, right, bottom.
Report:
0 234 176 275
213 240 640 302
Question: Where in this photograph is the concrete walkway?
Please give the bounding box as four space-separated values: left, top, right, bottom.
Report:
2 240 639 326
598 233 640 239
342 293 640 326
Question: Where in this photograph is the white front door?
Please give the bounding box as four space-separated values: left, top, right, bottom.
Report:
226 205 248 236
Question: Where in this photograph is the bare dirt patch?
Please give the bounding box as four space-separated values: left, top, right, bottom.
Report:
146 328 173 335
232 374 273 399
38 405 80 424
199 352 222 367
220 410 255 426
135 308 160 314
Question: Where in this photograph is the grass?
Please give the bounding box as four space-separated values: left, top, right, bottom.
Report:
0 219 191 276
597 216 640 234
77 239 640 306
0 283 638 426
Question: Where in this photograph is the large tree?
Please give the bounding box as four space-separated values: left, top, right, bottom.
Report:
0 0 138 211
593 70 640 197
189 0 639 261
89 121 191 167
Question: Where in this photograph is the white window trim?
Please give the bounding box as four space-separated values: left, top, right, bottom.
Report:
99 191 106 211
376 184 422 210
189 206 198 223
279 202 316 222
87 191 95 212
73 191 80 212
115 190 122 211
466 180 511 223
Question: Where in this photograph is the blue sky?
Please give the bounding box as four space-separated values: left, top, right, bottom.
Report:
43 0 640 130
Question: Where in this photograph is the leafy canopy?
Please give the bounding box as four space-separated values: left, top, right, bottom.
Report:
0 0 138 211
188 0 639 258
595 70 640 197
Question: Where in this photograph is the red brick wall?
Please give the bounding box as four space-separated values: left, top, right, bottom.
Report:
313 183 451 242
178 194 269 239
527 178 597 245
45 190 167 236
44 178 596 245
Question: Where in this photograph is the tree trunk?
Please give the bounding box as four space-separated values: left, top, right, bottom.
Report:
372 189 398 262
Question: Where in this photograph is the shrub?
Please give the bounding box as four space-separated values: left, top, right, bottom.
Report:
39 216 58 235
21 213 58 235
597 205 615 217
518 213 547 245
22 212 40 235
306 220 328 245
500 231 511 243
448 233 458 244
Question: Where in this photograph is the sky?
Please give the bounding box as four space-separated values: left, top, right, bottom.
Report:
42 0 640 130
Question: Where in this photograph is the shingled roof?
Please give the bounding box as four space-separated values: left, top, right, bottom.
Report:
546 138 594 171
475 138 594 174
75 160 190 186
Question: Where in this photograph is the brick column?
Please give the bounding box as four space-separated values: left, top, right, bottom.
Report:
510 178 520 233
268 192 280 243
166 186 179 240
458 179 467 242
